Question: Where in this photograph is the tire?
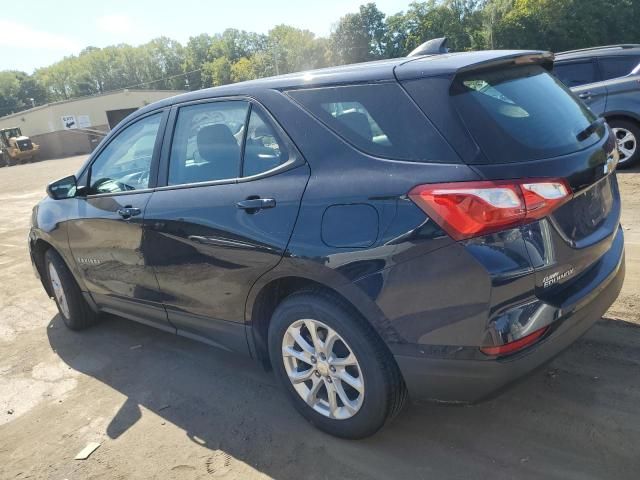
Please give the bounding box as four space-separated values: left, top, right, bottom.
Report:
268 291 406 439
44 249 99 330
610 119 640 169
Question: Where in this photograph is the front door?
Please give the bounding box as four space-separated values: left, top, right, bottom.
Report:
67 110 171 331
143 100 309 351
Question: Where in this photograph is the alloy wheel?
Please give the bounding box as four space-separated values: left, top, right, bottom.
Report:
48 262 70 319
613 127 637 164
282 318 365 420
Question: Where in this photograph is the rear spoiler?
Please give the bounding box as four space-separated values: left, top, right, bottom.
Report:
457 52 555 74
395 51 555 81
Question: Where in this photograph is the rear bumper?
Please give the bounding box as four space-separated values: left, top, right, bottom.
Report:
394 234 625 404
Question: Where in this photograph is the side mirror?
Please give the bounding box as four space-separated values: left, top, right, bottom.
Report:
46 175 81 200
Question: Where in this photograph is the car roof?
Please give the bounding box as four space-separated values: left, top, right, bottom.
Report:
134 50 549 118
555 44 640 61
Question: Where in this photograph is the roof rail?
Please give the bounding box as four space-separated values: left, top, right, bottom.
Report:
557 44 640 55
407 37 450 57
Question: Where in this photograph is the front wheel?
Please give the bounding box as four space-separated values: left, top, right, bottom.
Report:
45 249 99 330
268 292 406 439
610 119 640 168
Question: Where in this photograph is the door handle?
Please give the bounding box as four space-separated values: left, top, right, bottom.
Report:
578 92 592 99
117 206 142 219
236 197 276 212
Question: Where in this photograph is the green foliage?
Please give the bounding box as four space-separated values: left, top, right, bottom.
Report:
2 0 640 118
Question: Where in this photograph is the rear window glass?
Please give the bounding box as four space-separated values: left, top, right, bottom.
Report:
599 56 640 80
553 61 597 87
287 83 459 163
451 65 602 164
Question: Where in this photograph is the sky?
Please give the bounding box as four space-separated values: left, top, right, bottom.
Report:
1 0 413 73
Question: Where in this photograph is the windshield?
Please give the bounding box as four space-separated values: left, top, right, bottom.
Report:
451 65 603 164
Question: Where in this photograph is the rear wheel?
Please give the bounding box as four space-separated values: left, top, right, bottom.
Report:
44 249 99 330
610 119 640 168
268 292 406 439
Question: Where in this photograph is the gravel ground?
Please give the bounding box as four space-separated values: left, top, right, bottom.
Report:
0 156 639 480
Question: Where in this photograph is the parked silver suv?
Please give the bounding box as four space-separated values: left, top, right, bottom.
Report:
554 45 640 167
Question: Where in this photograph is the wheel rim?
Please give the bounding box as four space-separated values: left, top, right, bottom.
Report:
48 262 70 319
613 127 637 164
282 318 365 420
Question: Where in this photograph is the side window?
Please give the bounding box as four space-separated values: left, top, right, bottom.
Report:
553 61 597 87
599 56 640 80
287 83 459 163
168 101 249 185
243 108 289 177
89 113 162 194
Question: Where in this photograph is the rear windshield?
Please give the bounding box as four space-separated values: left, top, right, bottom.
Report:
287 83 459 163
451 65 602 164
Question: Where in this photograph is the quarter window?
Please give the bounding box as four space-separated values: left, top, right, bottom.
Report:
287 83 459 163
599 56 640 80
89 113 162 194
168 101 249 185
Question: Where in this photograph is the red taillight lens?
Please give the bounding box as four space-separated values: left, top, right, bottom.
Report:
408 179 571 241
480 326 549 357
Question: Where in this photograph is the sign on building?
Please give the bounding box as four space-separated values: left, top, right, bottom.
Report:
78 115 91 128
61 115 77 130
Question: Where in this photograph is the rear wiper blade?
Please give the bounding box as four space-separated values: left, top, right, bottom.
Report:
576 117 606 142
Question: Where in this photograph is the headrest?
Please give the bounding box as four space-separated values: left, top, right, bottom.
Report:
337 112 372 141
197 124 239 162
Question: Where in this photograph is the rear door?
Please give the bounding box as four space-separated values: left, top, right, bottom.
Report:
143 99 309 351
400 60 621 299
553 59 608 114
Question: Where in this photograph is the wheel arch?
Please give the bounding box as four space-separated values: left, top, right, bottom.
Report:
603 111 640 125
30 232 91 302
246 271 399 370
31 237 55 297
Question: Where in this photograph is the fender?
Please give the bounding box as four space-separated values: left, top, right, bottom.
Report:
602 109 640 123
244 254 403 346
30 199 89 294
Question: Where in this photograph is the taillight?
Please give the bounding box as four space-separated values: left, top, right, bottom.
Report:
480 326 549 357
408 179 571 241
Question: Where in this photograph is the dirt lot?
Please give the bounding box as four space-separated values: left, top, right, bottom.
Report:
0 156 639 480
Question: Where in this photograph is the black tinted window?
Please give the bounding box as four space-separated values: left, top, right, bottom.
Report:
553 61 596 87
451 65 601 164
599 56 640 80
168 101 249 185
90 113 162 194
287 83 459 163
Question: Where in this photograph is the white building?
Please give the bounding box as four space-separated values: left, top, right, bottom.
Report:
0 89 183 159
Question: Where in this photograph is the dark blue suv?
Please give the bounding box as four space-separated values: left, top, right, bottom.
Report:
30 50 625 438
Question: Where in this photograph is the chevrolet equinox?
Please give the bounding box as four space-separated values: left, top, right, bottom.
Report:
30 49 625 438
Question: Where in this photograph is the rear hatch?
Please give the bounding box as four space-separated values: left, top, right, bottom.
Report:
397 53 621 301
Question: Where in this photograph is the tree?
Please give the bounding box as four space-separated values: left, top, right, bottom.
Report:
230 57 257 83
331 3 387 64
202 56 233 87
183 34 216 90
268 25 329 74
